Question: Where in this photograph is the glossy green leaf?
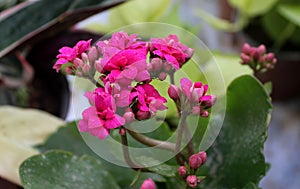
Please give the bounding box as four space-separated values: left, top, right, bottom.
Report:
202 75 272 188
229 0 278 16
0 0 124 57
278 5 300 27
38 122 166 189
19 150 120 189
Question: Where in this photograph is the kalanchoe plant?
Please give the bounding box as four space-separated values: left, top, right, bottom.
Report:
52 31 215 188
17 29 274 189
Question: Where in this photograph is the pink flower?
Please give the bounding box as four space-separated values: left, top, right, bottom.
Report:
53 39 92 72
130 83 167 120
78 87 125 140
186 175 200 188
169 78 216 117
140 179 156 189
97 31 148 70
150 34 193 70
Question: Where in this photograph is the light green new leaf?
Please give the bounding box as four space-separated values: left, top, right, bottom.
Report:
19 150 120 189
229 0 278 16
278 4 300 27
0 106 64 185
202 75 272 188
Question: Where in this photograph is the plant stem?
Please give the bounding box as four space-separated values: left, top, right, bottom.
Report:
87 75 101 87
175 113 187 164
184 125 194 156
121 132 143 170
127 129 176 152
170 72 175 85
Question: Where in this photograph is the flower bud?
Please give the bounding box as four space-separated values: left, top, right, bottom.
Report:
136 110 151 121
240 53 251 64
158 72 167 81
242 43 251 54
265 53 275 62
257 44 266 54
198 151 207 163
200 110 209 117
119 128 126 136
168 85 181 101
185 48 194 59
140 178 156 189
88 46 98 63
189 154 202 169
123 111 135 123
163 62 173 72
178 166 187 178
186 175 200 188
151 58 163 71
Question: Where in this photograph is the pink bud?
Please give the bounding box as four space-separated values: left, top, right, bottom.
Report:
185 48 194 58
73 58 84 68
240 53 251 64
189 154 202 169
163 62 173 72
200 95 216 108
119 128 126 135
198 151 207 163
265 53 275 62
151 58 163 71
252 49 260 61
242 43 251 54
158 72 167 81
200 110 209 117
81 52 89 63
257 44 266 54
88 46 98 63
136 110 151 121
168 85 181 101
178 166 187 178
186 175 200 188
140 178 156 189
123 111 135 123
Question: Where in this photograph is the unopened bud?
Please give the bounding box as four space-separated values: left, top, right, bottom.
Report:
186 175 200 188
198 151 207 163
119 128 126 136
185 48 194 58
178 166 187 178
242 43 252 54
163 62 173 72
240 53 251 64
140 178 156 189
257 44 266 54
151 58 163 71
158 72 167 81
189 154 202 169
88 46 98 63
123 111 135 123
200 110 209 117
136 110 151 121
81 52 89 63
265 53 275 62
168 85 181 101
192 106 201 115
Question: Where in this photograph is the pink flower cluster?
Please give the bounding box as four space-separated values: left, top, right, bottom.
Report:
240 43 277 73
168 78 216 117
178 151 207 188
53 31 195 140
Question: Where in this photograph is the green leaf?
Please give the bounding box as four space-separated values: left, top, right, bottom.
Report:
0 106 64 185
136 156 177 177
0 0 124 57
229 0 278 16
19 150 120 189
202 75 272 188
278 4 300 27
38 121 166 188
